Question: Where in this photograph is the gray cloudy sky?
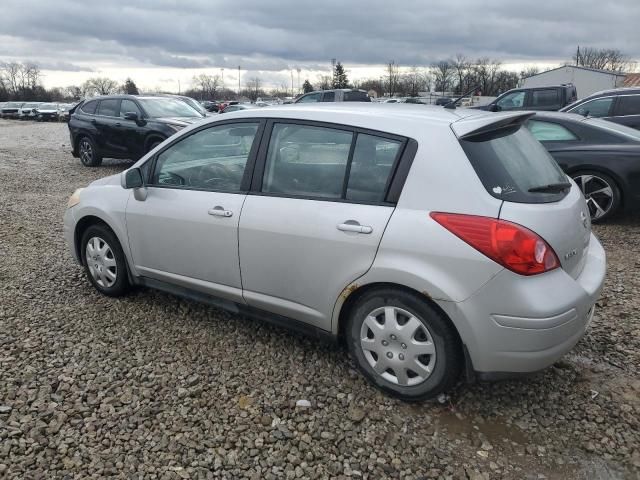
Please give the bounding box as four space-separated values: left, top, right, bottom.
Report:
1 0 638 90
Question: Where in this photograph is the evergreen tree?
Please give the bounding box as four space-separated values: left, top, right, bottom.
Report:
123 78 139 95
302 79 314 93
332 62 349 89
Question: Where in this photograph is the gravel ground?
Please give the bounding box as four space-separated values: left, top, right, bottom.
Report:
0 119 639 480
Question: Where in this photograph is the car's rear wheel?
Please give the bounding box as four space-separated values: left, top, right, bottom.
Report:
571 171 621 222
78 136 102 167
80 225 130 297
346 288 462 401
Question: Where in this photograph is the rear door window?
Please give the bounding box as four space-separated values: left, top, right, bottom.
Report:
97 99 120 117
80 100 98 114
531 89 561 109
343 91 370 102
527 120 579 141
569 97 613 117
460 126 569 203
262 124 352 198
346 135 402 202
614 95 640 116
322 91 335 102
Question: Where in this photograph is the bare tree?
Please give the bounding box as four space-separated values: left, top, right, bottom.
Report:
451 54 471 94
400 66 428 97
82 77 120 96
573 47 633 72
246 77 262 101
1 62 23 94
386 61 400 97
317 74 332 90
520 66 540 80
430 60 454 95
65 85 83 100
192 73 222 100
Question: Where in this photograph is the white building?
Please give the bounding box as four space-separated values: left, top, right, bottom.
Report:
522 66 626 99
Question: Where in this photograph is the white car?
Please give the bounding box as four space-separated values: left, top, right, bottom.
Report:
64 104 606 400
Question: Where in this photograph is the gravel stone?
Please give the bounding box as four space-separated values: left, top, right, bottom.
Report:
0 120 639 479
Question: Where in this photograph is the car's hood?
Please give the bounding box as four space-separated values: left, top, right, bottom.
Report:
154 116 202 126
89 174 121 187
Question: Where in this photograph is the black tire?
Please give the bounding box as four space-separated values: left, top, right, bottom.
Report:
78 135 102 167
80 224 130 297
571 170 621 223
346 288 462 401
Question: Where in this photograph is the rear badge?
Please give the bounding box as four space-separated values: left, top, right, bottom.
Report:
580 211 589 229
565 250 577 260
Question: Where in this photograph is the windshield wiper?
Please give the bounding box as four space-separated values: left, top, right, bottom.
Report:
528 182 572 193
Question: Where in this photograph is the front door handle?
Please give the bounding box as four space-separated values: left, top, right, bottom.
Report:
337 221 373 234
208 206 233 217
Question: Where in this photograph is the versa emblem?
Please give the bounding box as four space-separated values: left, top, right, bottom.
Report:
565 250 577 260
580 211 588 229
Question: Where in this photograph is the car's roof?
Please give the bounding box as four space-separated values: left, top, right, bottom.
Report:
202 103 514 139
576 87 640 99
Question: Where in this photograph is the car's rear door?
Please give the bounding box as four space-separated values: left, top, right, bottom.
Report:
125 120 264 302
238 120 408 331
94 99 122 155
611 94 640 130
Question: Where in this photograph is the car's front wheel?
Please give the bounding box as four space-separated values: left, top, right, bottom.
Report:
78 136 102 167
571 171 621 222
346 288 462 401
80 225 130 297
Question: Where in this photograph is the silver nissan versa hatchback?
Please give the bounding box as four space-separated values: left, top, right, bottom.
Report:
63 104 606 400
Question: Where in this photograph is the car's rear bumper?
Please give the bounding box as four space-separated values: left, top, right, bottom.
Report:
438 233 606 374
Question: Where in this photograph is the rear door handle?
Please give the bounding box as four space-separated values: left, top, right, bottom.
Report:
337 222 373 234
115 122 122 127
208 206 233 217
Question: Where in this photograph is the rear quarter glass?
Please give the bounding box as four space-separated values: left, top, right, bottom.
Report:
459 125 569 204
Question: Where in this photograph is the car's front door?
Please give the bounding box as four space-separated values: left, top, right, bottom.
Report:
125 120 264 302
238 121 406 330
118 99 148 158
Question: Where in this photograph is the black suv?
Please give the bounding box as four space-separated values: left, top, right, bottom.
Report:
560 88 640 130
69 95 204 166
474 85 577 112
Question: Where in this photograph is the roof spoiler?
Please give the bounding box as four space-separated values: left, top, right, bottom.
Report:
451 112 535 139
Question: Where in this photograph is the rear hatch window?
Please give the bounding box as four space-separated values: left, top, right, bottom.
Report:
460 125 570 203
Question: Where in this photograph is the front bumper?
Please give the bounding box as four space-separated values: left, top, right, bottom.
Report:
439 233 606 374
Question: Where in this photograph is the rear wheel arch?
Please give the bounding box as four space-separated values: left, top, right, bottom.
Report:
145 134 166 153
337 282 463 347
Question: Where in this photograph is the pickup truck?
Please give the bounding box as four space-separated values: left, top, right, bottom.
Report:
473 85 577 112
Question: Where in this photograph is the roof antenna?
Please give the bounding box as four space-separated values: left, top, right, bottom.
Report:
444 85 480 110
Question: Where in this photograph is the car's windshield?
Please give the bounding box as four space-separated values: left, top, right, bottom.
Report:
137 98 201 118
180 97 206 116
460 125 569 203
22 103 39 108
584 118 640 142
39 103 58 109
5 102 23 108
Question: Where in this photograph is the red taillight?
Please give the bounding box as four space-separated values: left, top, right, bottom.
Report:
430 212 560 276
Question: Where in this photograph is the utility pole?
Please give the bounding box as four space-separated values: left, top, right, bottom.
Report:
221 68 224 94
238 65 241 96
291 70 294 97
296 68 301 94
576 46 580 66
177 79 181 94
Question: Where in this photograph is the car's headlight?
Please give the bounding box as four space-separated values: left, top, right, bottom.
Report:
67 188 84 209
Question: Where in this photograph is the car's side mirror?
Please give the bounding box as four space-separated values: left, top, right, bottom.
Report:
124 111 139 121
489 104 500 112
122 167 143 189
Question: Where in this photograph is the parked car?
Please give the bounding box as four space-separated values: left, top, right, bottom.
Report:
0 101 25 119
58 103 75 122
64 104 605 400
201 100 220 113
35 103 60 121
525 111 640 221
68 95 204 166
294 89 371 103
435 97 453 106
163 94 209 118
219 104 258 113
19 102 42 120
559 88 640 130
474 85 577 112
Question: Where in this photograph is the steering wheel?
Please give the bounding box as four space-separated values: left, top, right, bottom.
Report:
158 171 186 186
194 162 238 189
